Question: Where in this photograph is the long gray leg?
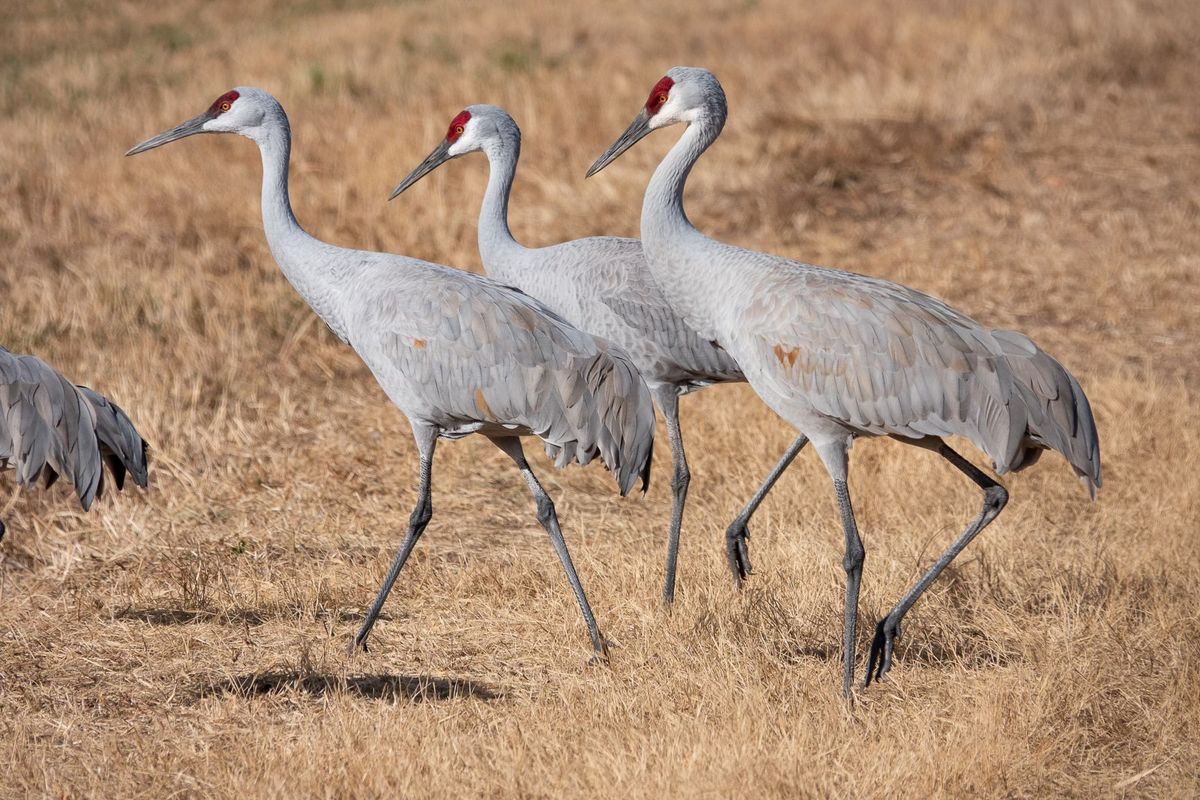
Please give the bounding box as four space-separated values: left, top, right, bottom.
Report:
816 440 863 697
835 479 865 697
350 423 438 653
725 434 809 586
492 437 609 661
864 443 1008 686
653 385 690 605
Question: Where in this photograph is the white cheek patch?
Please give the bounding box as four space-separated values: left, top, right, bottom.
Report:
652 97 684 127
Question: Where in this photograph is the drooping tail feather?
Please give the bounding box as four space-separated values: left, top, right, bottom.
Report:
0 347 149 511
539 345 656 496
579 347 655 496
78 386 150 492
994 331 1102 498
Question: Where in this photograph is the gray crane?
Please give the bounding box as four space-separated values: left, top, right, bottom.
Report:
126 87 656 661
589 67 1102 694
0 346 148 538
389 104 808 604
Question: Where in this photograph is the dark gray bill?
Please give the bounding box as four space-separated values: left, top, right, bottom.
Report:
125 113 210 156
586 110 652 178
389 140 452 200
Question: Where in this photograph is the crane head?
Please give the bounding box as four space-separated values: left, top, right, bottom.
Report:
388 105 519 200
586 67 726 177
125 87 274 156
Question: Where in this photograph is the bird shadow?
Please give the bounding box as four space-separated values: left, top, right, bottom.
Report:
114 607 269 626
200 671 502 703
113 607 376 626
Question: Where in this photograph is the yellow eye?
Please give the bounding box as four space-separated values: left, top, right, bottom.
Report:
657 93 668 105
455 125 464 135
220 102 231 112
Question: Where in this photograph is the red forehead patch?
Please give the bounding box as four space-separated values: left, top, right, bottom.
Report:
645 76 674 114
206 90 240 117
446 110 471 143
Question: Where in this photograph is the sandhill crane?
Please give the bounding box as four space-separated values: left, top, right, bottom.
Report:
126 87 656 661
389 103 809 604
589 67 1102 694
0 346 148 538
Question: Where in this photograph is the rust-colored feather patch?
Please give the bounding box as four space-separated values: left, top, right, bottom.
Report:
773 343 799 368
474 388 494 419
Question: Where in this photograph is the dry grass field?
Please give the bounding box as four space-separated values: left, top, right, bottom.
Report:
2 0 1198 796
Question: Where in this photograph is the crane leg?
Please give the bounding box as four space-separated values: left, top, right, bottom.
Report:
864 443 1008 686
834 478 865 698
349 424 438 654
653 386 690 605
492 437 609 663
816 440 864 698
725 434 808 587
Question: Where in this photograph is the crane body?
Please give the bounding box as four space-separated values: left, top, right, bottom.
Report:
127 87 656 660
391 104 809 602
589 67 1101 694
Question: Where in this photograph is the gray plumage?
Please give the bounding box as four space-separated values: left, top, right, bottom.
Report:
126 87 656 660
0 346 149 512
589 66 1101 693
350 261 654 494
391 104 809 603
732 263 1101 493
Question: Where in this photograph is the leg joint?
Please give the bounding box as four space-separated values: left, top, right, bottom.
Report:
670 463 691 494
984 484 1009 514
409 497 433 528
535 494 555 525
843 543 865 574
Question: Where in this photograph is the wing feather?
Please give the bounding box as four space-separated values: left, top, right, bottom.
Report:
0 347 149 510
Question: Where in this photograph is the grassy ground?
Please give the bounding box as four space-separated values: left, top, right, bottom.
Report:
1 0 1198 796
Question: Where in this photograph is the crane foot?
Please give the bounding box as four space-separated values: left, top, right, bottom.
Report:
864 617 901 686
586 637 612 667
724 520 753 587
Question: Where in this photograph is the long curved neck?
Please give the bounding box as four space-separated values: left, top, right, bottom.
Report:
253 114 349 340
640 114 722 247
257 121 300 242
478 139 525 270
637 109 729 340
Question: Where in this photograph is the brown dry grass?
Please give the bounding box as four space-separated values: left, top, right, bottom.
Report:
1 0 1198 797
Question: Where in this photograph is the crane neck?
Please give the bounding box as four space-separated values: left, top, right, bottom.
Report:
635 104 730 342
255 117 303 244
478 137 525 268
250 110 350 341
641 109 724 249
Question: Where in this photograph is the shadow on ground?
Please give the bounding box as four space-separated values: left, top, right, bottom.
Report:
116 607 269 625
114 607 376 626
200 671 503 702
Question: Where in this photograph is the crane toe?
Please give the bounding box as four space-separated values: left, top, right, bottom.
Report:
864 617 901 686
586 638 612 667
724 521 754 586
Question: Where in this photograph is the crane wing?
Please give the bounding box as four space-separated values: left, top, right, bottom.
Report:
0 348 103 507
737 268 1027 470
572 238 742 383
350 264 655 494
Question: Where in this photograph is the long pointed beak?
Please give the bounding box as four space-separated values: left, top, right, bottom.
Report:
586 110 652 178
125 113 210 156
389 140 452 200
